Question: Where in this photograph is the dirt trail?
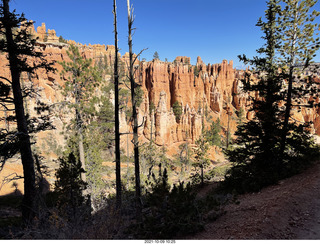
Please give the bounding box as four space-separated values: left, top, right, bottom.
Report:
190 162 320 240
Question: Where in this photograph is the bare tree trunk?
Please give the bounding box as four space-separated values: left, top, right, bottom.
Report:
2 0 37 223
127 0 141 219
4 109 9 131
200 164 204 186
113 0 122 209
76 106 86 183
280 67 294 161
78 131 86 181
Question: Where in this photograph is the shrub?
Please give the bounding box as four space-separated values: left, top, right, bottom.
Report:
172 101 183 123
54 153 90 223
133 169 203 239
59 35 68 44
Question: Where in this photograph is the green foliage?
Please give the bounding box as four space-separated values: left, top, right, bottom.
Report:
92 82 115 153
172 101 183 123
205 118 222 147
58 44 103 149
54 153 90 222
236 107 245 125
149 101 155 115
224 0 285 193
193 136 210 185
208 164 232 179
58 44 113 210
120 84 144 121
194 65 200 77
134 85 144 108
134 169 203 239
278 0 320 67
58 35 67 44
0 3 55 223
84 129 108 209
173 142 192 181
96 54 112 75
277 0 320 160
119 83 131 121
59 44 101 116
223 0 320 194
139 142 173 190
153 51 159 60
139 141 159 185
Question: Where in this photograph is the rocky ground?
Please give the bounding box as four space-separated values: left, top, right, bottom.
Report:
1 159 320 239
190 161 320 240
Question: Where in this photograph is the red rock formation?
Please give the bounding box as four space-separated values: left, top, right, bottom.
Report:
2 21 320 159
2 22 320 195
47 29 59 43
175 56 191 65
36 22 47 41
135 55 243 147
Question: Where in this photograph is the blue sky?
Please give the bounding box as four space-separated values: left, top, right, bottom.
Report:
10 0 320 69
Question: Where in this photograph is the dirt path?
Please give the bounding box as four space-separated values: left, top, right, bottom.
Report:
190 162 320 240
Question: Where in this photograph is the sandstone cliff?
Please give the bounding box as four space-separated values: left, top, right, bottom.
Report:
1 22 320 195
2 22 320 155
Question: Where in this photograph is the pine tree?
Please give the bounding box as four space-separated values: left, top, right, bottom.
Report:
193 136 210 186
59 44 101 189
224 0 320 193
224 0 287 193
206 118 222 147
278 0 320 161
153 51 160 60
0 0 54 223
172 101 183 123
236 107 245 125
55 153 88 222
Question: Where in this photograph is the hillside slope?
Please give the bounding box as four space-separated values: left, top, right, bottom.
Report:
190 161 320 240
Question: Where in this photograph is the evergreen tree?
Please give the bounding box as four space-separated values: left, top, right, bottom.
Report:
174 142 191 181
236 107 245 125
206 118 222 147
59 44 101 189
224 0 289 193
193 136 210 186
172 101 183 123
0 0 54 223
278 0 320 161
55 153 89 222
153 51 159 60
224 0 320 193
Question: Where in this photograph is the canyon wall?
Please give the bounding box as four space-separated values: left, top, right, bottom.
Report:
2 22 320 155
1 22 320 195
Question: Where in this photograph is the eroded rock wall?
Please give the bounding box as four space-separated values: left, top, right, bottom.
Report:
2 22 320 163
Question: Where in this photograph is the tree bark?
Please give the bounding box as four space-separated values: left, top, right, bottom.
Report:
280 67 294 161
2 0 37 223
78 130 86 182
127 0 141 219
76 106 86 184
113 0 122 209
280 2 298 162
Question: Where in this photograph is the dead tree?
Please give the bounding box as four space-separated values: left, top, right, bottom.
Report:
113 0 121 209
126 0 141 219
